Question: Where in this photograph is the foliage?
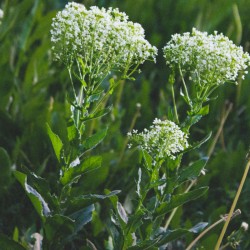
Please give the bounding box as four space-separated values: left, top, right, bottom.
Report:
1 0 250 249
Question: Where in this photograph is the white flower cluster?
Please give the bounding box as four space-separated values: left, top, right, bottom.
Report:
163 28 250 86
128 118 189 161
51 2 157 83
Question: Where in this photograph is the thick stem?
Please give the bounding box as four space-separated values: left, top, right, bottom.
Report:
171 84 179 124
179 65 192 107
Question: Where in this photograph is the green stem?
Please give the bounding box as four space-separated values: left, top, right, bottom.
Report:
77 85 84 134
67 66 77 100
171 83 179 124
215 159 250 250
179 65 191 106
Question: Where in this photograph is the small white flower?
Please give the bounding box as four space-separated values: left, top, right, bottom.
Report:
128 118 189 162
241 222 249 231
51 2 157 85
163 28 250 87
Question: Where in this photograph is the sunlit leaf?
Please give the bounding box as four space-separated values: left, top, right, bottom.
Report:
60 156 102 185
155 187 208 217
14 171 50 220
46 123 63 162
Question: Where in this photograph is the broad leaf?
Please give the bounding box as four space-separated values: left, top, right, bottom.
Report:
182 114 202 130
155 222 208 246
81 106 112 122
140 150 152 171
82 128 108 151
87 91 103 103
198 105 209 115
155 187 208 217
69 204 94 234
20 166 60 212
14 171 51 220
178 158 208 183
69 190 121 209
67 118 78 142
46 123 63 162
60 156 102 185
44 214 75 242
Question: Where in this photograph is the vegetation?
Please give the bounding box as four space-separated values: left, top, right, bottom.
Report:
1 0 250 249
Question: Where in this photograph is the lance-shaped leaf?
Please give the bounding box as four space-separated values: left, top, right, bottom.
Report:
155 222 208 246
178 158 208 184
14 171 51 220
81 106 112 122
155 187 208 217
69 205 94 235
67 118 79 142
182 132 212 154
46 123 63 162
43 214 75 242
68 190 121 210
60 156 102 185
81 128 108 152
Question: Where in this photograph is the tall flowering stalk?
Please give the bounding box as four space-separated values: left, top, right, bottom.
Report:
163 28 250 116
50 2 157 137
51 2 157 88
14 3 157 249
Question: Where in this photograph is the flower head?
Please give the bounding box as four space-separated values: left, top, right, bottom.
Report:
163 28 250 86
51 2 157 84
128 118 189 161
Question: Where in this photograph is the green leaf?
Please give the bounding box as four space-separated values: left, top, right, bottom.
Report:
69 204 94 234
0 234 26 250
155 223 208 246
183 132 212 153
178 158 208 183
140 150 152 171
87 91 103 103
12 227 19 242
46 123 63 162
20 166 60 212
67 119 78 142
109 78 115 94
81 106 112 122
44 214 75 242
60 156 102 185
155 187 208 217
198 105 209 115
69 190 121 209
14 171 50 220
182 115 202 130
82 128 108 152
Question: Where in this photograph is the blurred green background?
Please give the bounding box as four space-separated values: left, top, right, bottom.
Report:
1 0 250 249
